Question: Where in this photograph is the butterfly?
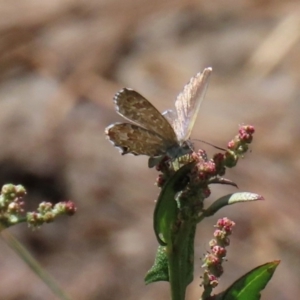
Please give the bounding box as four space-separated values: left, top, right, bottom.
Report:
105 67 212 167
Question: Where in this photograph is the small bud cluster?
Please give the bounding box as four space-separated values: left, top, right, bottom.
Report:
27 200 77 229
190 125 255 190
186 150 218 203
155 157 175 188
0 184 26 227
201 217 235 289
225 125 255 168
156 174 167 188
0 183 76 229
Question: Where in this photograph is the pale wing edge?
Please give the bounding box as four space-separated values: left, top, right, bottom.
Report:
175 67 212 141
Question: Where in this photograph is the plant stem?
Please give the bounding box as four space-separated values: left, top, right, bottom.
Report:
168 220 195 300
168 243 186 300
1 230 73 300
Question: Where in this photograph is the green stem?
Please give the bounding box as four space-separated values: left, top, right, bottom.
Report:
196 213 205 224
201 285 213 300
168 243 185 300
167 220 195 300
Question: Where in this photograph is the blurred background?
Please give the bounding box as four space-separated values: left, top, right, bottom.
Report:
0 0 299 299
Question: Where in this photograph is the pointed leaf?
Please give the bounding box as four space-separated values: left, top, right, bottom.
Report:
209 177 238 188
218 261 280 300
203 192 264 217
145 246 169 284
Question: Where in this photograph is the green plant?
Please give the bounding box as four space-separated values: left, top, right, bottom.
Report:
105 68 279 299
141 125 278 300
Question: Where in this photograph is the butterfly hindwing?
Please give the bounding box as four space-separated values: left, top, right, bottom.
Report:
105 123 168 157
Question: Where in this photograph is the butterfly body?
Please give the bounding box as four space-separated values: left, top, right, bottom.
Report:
105 68 212 166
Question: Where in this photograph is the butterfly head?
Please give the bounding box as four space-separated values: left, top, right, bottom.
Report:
148 140 194 168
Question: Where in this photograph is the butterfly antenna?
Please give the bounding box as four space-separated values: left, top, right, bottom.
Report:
193 139 226 151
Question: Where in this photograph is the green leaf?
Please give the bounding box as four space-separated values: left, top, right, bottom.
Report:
144 225 196 285
145 246 169 284
153 162 196 245
218 261 280 300
203 192 264 217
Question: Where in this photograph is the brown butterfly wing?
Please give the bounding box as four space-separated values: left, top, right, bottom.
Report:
105 123 169 157
114 88 177 145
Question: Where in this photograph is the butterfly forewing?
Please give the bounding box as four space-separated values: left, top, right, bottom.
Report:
105 123 167 156
114 89 177 144
173 67 212 142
